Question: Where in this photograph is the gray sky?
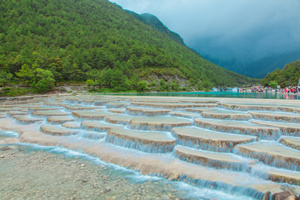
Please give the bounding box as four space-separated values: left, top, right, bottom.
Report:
110 0 300 63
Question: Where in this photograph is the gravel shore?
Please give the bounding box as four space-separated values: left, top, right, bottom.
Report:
0 144 187 200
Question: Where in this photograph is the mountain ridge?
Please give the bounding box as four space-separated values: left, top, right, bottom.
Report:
125 11 185 46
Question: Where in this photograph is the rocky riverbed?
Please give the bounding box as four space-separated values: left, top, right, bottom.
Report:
0 144 189 200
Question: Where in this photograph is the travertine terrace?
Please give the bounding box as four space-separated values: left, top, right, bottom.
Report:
1 95 300 199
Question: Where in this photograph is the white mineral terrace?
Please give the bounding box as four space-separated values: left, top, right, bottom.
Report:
279 136 300 150
249 111 300 123
108 108 126 114
174 145 253 171
1 95 300 199
194 118 280 139
28 106 59 112
185 107 216 113
172 127 257 152
32 110 71 116
220 102 300 113
129 116 193 131
47 116 75 124
7 111 28 116
251 120 300 136
126 107 171 116
169 111 201 119
202 109 252 120
104 114 136 125
13 115 44 124
72 111 117 120
64 104 100 110
61 121 81 129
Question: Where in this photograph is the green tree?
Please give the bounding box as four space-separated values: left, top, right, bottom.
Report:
86 79 98 91
170 80 180 91
103 69 114 88
137 81 149 92
159 79 167 91
202 80 212 89
16 64 35 88
32 68 55 92
0 71 13 90
130 73 139 89
197 82 204 91
269 81 278 88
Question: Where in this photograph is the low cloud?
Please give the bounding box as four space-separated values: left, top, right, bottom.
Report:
111 0 300 62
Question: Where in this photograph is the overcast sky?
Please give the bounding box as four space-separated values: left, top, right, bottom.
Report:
110 0 300 63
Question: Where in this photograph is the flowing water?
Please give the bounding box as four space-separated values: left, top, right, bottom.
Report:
0 142 254 200
1 95 300 199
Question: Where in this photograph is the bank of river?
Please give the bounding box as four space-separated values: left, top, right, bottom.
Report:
0 141 247 200
0 143 186 200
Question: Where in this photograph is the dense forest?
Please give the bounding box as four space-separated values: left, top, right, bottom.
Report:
125 11 185 46
261 60 300 87
0 0 255 94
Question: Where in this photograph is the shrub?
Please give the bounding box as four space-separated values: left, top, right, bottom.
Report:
269 81 278 88
137 81 149 92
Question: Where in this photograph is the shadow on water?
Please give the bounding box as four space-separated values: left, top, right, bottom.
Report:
114 92 300 100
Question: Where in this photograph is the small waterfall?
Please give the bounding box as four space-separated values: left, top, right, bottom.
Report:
173 136 235 152
234 148 300 171
105 134 175 153
148 172 265 200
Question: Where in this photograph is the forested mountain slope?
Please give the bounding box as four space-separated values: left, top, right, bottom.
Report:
0 0 255 92
261 60 300 87
125 11 185 46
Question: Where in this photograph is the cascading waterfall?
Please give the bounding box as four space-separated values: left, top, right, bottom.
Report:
1 95 300 200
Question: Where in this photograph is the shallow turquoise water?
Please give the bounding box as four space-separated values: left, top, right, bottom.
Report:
115 92 299 99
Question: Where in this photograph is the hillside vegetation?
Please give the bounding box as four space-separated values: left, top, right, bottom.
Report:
0 0 255 94
261 60 300 87
125 11 185 46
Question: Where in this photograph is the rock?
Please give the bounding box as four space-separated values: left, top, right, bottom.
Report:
263 191 271 200
0 146 11 151
273 191 299 200
103 187 111 193
168 173 179 181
